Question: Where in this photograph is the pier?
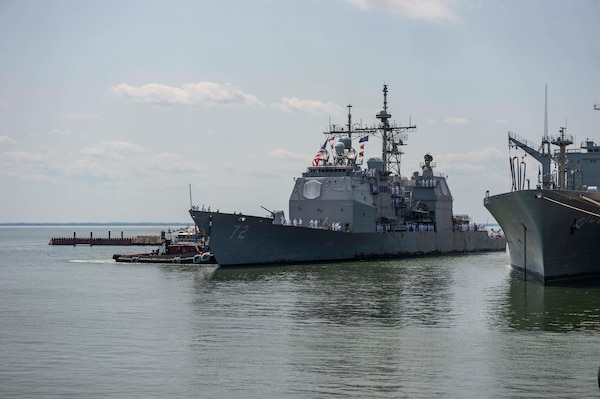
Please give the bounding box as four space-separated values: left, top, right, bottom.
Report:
49 231 166 246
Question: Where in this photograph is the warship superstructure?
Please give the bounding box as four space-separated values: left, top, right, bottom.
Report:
484 98 600 283
190 85 505 266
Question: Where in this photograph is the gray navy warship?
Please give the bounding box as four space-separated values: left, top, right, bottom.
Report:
190 85 506 266
485 99 600 284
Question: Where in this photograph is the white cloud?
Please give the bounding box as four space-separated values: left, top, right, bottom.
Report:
79 141 142 159
145 152 205 174
0 135 17 144
346 0 458 22
16 173 52 182
436 147 504 172
79 141 143 161
4 151 45 162
270 148 310 160
277 97 343 115
63 159 120 182
444 117 470 125
99 140 143 152
80 147 106 156
111 82 263 107
112 82 344 116
48 128 72 136
496 118 508 125
62 112 100 120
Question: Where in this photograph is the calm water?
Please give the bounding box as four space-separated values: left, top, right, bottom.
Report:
1 226 600 398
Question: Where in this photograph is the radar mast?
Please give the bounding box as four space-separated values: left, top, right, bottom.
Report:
362 84 416 176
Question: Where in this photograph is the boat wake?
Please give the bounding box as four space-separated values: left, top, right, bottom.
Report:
69 259 115 264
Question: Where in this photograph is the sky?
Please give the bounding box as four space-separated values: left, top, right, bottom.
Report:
1 0 599 224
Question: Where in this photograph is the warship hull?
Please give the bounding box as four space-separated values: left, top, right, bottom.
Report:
484 189 600 284
189 210 506 266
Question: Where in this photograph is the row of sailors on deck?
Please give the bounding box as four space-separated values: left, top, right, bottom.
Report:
363 168 379 178
417 178 437 187
279 216 346 231
191 205 212 212
376 222 436 232
406 222 435 231
453 223 485 232
280 216 308 227
391 185 407 195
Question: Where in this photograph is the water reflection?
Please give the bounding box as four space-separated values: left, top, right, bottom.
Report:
189 259 460 397
186 254 600 397
299 260 456 328
489 277 600 332
199 259 457 328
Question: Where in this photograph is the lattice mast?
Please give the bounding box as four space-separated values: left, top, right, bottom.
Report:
373 84 416 176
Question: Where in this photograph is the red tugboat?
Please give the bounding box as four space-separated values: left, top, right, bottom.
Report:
113 227 214 264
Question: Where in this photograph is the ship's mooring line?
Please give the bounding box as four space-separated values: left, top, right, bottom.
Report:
538 195 600 217
580 195 600 208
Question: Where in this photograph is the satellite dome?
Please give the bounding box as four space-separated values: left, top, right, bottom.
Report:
367 157 384 171
340 137 352 149
334 142 346 155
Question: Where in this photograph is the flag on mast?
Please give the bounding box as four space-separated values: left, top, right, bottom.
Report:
312 137 331 166
358 138 367 159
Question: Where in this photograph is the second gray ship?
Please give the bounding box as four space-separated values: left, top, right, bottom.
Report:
190 85 506 266
484 97 600 284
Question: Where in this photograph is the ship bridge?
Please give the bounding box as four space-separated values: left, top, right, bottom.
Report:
304 165 362 176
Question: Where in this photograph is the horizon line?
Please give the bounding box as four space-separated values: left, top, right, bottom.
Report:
0 222 192 226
